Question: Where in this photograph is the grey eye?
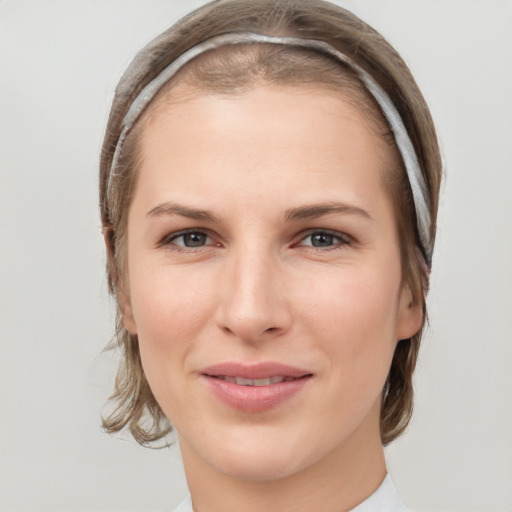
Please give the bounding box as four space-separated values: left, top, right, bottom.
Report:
310 233 336 247
298 230 349 249
171 231 211 247
181 232 207 247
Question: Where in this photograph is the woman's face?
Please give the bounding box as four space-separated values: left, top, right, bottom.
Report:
123 84 421 480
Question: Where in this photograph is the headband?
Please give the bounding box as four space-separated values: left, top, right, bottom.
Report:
108 32 432 264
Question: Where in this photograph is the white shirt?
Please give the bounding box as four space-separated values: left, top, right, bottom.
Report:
172 474 410 512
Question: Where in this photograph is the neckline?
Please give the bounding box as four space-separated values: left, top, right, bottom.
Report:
172 474 410 512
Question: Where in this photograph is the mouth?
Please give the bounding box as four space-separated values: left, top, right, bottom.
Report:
207 375 307 386
201 362 313 412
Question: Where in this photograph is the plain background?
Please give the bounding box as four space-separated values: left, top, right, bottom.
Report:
1 1 511 511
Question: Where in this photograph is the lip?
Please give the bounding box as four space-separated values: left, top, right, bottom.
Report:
202 361 311 380
201 362 313 413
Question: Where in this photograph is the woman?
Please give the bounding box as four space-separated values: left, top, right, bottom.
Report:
99 0 441 510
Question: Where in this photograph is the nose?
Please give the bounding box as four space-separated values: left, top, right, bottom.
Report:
215 247 292 343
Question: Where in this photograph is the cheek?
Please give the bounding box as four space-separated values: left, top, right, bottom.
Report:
128 264 217 375
298 264 400 391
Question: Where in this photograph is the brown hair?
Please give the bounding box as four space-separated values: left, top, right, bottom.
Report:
100 0 442 447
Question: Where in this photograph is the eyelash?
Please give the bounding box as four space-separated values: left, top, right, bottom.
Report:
160 228 352 253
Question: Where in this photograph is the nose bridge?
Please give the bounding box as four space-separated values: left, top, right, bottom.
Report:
217 241 290 341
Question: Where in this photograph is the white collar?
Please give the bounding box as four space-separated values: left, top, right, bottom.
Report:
172 474 410 512
350 474 410 512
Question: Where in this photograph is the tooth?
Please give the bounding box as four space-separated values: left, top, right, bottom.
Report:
228 376 291 386
253 378 271 386
235 377 253 386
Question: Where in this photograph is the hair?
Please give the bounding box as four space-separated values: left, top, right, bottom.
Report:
99 0 442 447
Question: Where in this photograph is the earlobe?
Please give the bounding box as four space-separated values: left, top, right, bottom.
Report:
396 284 423 341
117 275 138 335
121 298 138 335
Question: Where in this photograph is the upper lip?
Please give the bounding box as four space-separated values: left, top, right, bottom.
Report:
202 362 312 379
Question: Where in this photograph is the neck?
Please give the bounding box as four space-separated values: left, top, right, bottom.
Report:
179 408 386 512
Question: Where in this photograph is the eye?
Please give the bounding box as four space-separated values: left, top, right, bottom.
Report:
164 230 214 249
298 230 350 249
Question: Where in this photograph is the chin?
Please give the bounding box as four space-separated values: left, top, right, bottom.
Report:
209 446 307 482
180 420 337 483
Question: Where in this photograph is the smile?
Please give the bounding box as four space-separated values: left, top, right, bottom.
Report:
201 362 313 412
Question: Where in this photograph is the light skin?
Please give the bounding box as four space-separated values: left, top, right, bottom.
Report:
119 84 422 512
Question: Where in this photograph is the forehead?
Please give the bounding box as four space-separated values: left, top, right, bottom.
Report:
131 84 394 218
139 80 392 161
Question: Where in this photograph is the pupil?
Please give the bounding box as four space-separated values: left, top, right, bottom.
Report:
184 232 206 247
312 233 333 247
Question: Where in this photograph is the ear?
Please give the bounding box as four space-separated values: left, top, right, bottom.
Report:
103 227 138 335
396 282 423 341
118 286 138 335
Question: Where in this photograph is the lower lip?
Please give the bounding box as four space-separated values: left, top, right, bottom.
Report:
203 376 311 413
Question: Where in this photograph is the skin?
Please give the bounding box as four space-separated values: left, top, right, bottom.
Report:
121 84 422 512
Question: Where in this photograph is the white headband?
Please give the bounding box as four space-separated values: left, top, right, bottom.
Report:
108 32 432 263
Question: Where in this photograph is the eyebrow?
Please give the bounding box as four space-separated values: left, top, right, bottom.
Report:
284 202 372 221
146 202 218 221
146 201 371 223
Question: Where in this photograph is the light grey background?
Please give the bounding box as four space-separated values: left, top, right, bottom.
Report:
1 1 511 511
